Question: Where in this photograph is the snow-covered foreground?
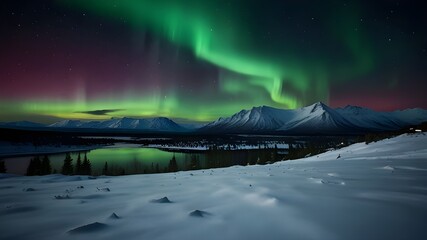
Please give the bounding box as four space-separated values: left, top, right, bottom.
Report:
1 133 427 240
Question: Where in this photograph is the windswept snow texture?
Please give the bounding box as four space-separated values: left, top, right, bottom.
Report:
202 102 427 134
1 133 427 240
49 117 184 131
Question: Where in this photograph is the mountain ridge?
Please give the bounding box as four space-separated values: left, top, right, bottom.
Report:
200 102 427 134
47 117 185 132
1 102 426 134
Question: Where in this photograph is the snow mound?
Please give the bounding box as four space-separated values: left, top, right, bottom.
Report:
97 187 111 192
150 197 172 203
54 194 71 200
109 213 120 219
189 210 211 218
68 222 109 234
380 166 395 171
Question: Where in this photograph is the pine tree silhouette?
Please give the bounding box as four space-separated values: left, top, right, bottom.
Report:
61 153 74 175
102 162 109 175
168 154 178 172
0 160 6 173
41 155 52 175
34 156 42 175
26 158 35 176
27 156 42 176
82 153 92 175
75 153 82 175
189 155 200 170
155 163 160 173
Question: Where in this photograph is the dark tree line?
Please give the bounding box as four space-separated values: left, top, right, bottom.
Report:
168 154 178 172
20 140 339 177
26 155 52 176
25 152 92 176
0 160 6 173
101 161 125 176
61 153 92 175
73 153 92 175
61 153 73 175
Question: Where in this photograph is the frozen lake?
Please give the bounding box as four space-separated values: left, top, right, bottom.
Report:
2 144 285 175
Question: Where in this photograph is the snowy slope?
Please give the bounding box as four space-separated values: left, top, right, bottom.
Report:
49 117 184 131
390 108 427 126
1 133 427 240
179 122 208 130
202 105 295 132
49 120 85 128
149 117 183 130
302 133 427 162
336 106 413 131
202 102 360 134
277 102 360 134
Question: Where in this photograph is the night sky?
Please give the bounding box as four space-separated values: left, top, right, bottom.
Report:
1 0 426 123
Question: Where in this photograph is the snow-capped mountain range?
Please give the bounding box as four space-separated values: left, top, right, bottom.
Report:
48 117 185 132
1 102 426 134
0 121 46 128
200 102 427 134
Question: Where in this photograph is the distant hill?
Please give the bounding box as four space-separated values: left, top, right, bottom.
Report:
48 117 185 132
0 121 46 128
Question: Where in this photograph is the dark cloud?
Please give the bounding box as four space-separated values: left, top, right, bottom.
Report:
78 109 123 116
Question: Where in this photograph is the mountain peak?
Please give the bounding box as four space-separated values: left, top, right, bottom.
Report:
305 102 330 114
311 101 327 107
250 105 279 113
251 105 268 110
339 105 374 115
344 105 362 109
152 116 169 121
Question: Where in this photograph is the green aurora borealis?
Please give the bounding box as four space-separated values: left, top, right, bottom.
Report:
1 0 426 123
